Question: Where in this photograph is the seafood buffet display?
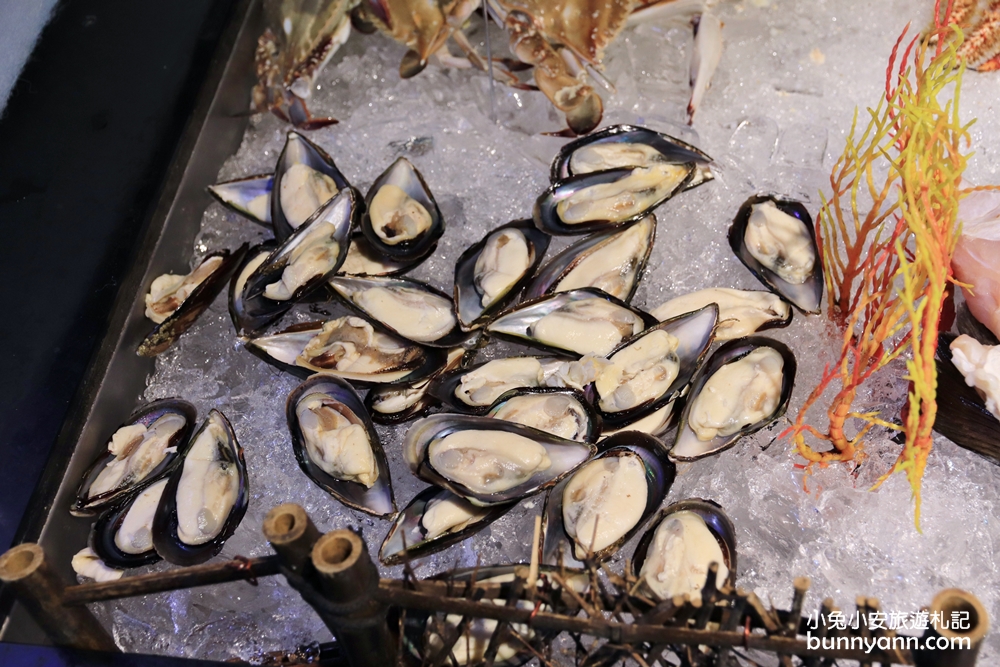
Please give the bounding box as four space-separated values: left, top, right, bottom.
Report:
57 0 1000 663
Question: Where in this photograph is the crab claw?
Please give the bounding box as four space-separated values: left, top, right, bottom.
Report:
687 10 723 124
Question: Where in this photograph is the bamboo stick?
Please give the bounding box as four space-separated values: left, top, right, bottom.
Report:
262 503 320 573
0 543 117 651
913 589 988 667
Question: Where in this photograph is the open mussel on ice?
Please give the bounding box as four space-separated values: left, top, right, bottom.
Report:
361 157 443 260
364 347 471 425
207 173 273 226
90 479 168 569
486 387 600 443
287 375 395 516
651 287 792 340
271 131 351 241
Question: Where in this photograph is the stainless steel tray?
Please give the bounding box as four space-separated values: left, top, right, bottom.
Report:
1 0 262 643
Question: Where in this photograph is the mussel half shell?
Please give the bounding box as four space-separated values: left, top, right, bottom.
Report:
594 304 718 428
524 215 655 304
329 275 472 347
139 245 249 357
72 399 198 517
152 410 249 566
453 220 551 331
228 242 278 335
403 414 596 506
287 375 396 517
728 194 823 314
365 347 472 425
245 316 447 386
631 498 738 600
551 124 714 191
650 288 792 341
272 131 351 241
669 336 796 461
598 398 682 441
486 288 657 358
238 188 360 332
361 157 444 260
379 486 514 566
337 231 427 277
540 432 676 567
933 333 1000 464
486 387 601 443
208 174 273 226
534 164 694 236
90 478 167 569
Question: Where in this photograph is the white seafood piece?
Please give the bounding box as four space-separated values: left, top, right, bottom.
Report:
651 288 790 340
427 430 553 495
639 510 729 602
421 494 491 541
540 354 612 391
474 228 530 308
600 401 676 440
349 284 456 342
264 215 342 300
562 454 647 559
491 393 591 441
528 298 646 356
175 417 241 546
950 335 1000 420
371 383 427 415
298 316 421 380
114 479 167 555
554 217 654 299
297 393 378 487
569 143 667 174
744 200 816 285
339 238 402 275
952 190 1000 339
455 357 546 407
144 256 224 323
89 414 186 497
688 9 723 122
687 347 784 441
369 184 432 245
595 330 681 412
71 547 123 582
556 164 691 224
279 163 338 229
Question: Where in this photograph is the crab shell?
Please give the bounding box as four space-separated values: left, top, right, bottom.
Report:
540 432 676 567
287 375 396 517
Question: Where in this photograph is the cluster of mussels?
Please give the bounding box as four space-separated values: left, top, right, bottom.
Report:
73 125 827 635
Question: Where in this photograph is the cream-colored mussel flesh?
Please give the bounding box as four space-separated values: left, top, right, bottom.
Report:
297 393 378 487
652 288 790 340
298 317 421 381
562 454 647 559
175 417 240 546
474 228 530 308
369 184 432 245
144 256 224 323
421 493 491 540
744 201 815 285
688 347 784 441
640 510 729 602
114 479 167 555
455 357 545 407
491 393 590 441
555 217 653 299
428 431 552 495
280 163 338 229
556 164 689 224
569 143 667 173
89 414 186 498
595 330 681 413
264 209 343 301
950 334 1000 419
350 285 455 342
529 298 645 356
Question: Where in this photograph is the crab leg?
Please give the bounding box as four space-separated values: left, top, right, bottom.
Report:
688 9 722 123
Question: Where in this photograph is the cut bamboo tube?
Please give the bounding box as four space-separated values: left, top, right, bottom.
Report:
913 589 988 667
262 503 320 573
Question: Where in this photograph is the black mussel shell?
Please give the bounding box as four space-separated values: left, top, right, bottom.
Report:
72 399 198 517
599 395 684 440
933 333 1000 464
428 354 588 415
485 288 657 358
229 241 278 334
523 215 655 304
403 414 595 506
670 336 796 461
379 486 514 566
728 194 823 314
541 432 675 567
631 498 738 593
244 317 447 387
365 347 473 425
138 245 249 357
329 275 473 348
238 188 360 332
287 375 396 516
272 132 352 241
453 219 551 331
551 124 713 190
90 478 168 569
957 301 1000 346
361 157 443 260
152 410 249 566
534 164 694 236
208 174 273 226
337 230 429 277
486 386 601 443
594 304 717 428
